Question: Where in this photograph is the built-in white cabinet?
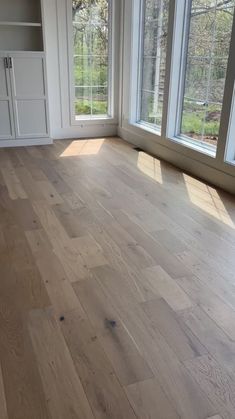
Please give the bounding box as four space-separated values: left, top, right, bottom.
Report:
0 0 50 145
0 53 49 141
0 54 15 139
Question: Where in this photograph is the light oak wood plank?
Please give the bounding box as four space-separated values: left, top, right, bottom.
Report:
143 265 192 311
1 166 27 200
15 166 45 202
176 276 235 340
26 229 84 317
114 303 215 419
73 278 153 386
152 229 187 254
72 234 107 268
61 309 137 419
53 201 86 238
37 180 64 205
0 259 50 419
110 209 191 278
179 305 235 376
32 201 92 281
184 355 235 419
142 298 206 361
126 378 180 419
0 362 8 419
28 308 95 419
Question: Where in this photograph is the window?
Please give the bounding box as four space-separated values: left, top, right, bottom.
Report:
180 0 235 150
138 0 169 131
72 0 111 119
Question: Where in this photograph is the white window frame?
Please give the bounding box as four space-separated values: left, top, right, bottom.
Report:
130 0 169 135
167 0 235 158
129 0 142 125
220 9 235 166
67 0 118 125
129 0 235 165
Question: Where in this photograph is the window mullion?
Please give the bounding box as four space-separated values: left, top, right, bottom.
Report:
163 0 189 140
161 0 177 139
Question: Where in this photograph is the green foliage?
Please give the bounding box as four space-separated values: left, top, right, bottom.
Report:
182 113 219 137
75 99 108 115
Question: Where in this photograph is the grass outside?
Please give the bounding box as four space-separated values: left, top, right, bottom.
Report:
181 101 221 146
75 99 108 116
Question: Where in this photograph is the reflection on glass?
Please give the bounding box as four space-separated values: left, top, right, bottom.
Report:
180 0 235 147
139 0 169 130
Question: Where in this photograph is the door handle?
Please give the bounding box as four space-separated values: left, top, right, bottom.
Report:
4 57 8 68
8 57 12 69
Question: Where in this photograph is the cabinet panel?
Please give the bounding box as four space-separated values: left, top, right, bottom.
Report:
10 54 49 138
0 57 8 97
0 55 15 140
0 101 13 138
16 99 47 136
12 56 45 96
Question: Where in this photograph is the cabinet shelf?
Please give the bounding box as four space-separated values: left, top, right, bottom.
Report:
0 21 42 27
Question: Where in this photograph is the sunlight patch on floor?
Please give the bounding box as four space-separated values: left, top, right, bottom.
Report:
60 139 105 157
137 152 163 184
183 174 235 228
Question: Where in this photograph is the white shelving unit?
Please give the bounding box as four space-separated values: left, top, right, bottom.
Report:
0 0 43 51
0 0 50 146
0 22 42 27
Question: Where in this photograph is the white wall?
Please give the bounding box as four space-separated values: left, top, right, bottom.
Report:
41 0 119 139
118 0 235 194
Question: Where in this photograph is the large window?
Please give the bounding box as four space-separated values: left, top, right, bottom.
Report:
72 0 111 119
138 0 169 131
180 0 235 149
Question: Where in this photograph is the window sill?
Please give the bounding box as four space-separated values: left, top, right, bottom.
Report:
71 116 117 126
131 121 161 137
225 158 235 167
169 135 216 158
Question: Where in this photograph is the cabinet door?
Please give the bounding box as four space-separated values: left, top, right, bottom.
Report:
10 53 49 139
0 54 15 140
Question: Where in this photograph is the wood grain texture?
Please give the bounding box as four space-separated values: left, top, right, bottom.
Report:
184 355 235 419
73 278 153 386
28 308 94 419
176 275 235 340
126 378 180 419
179 306 235 375
0 137 235 418
60 309 136 418
0 362 8 419
142 265 192 311
142 298 206 361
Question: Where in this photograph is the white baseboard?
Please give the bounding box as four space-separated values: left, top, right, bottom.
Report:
118 126 235 195
0 137 53 148
51 125 118 139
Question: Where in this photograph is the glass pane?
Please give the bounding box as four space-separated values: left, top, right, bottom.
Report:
92 87 108 115
92 56 108 87
140 91 163 126
74 56 91 86
180 0 235 148
75 87 91 115
90 25 109 55
72 0 110 118
139 0 169 131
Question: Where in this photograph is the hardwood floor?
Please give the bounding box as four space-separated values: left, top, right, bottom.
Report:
0 137 235 419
